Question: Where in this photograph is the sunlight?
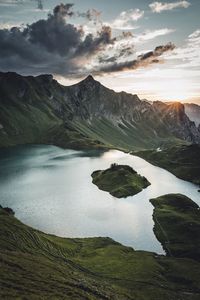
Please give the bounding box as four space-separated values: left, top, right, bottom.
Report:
102 150 126 160
102 69 195 102
158 80 191 101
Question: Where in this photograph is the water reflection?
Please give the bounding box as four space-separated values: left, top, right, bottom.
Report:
0 145 199 254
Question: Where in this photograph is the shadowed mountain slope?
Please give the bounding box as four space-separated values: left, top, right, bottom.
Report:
0 72 200 150
184 103 200 127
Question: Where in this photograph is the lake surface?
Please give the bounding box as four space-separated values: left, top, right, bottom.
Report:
0 145 199 254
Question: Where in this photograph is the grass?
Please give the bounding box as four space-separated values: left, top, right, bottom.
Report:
1 205 200 299
73 117 183 152
150 194 200 261
136 144 200 185
91 164 150 198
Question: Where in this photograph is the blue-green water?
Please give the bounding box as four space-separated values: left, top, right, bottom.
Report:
0 145 199 254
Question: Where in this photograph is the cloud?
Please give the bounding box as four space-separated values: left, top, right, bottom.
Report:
0 3 175 77
108 9 144 30
0 3 117 75
0 22 22 29
149 1 191 13
98 45 134 64
97 43 175 73
166 29 200 68
52 3 74 18
188 29 200 44
22 4 81 56
100 27 174 64
133 28 175 43
75 26 116 57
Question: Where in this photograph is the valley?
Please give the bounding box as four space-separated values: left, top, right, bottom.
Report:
0 72 200 184
0 0 200 298
0 72 200 299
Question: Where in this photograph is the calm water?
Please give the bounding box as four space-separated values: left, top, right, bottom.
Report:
0 145 199 254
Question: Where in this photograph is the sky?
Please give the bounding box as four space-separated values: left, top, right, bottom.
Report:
0 0 199 103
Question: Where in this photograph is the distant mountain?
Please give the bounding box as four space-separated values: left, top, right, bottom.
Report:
184 103 200 127
0 71 200 151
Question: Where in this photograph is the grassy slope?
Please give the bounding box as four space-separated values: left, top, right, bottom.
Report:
1 206 200 299
136 144 200 185
41 123 107 150
92 164 150 198
150 194 200 261
73 117 183 152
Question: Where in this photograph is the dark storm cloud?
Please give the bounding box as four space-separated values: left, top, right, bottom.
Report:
97 42 175 73
0 3 175 77
75 26 115 56
53 3 74 18
0 3 116 75
23 3 82 56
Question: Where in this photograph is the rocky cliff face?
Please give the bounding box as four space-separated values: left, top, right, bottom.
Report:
0 71 200 149
152 101 200 144
184 103 200 126
64 76 200 145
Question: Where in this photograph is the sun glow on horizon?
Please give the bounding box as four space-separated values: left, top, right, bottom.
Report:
55 67 200 105
111 68 200 103
144 79 192 102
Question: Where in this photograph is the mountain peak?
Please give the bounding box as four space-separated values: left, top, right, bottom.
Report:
78 74 100 87
81 74 98 85
85 74 95 81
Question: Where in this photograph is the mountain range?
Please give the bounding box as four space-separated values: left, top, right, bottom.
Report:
0 71 200 184
0 71 200 151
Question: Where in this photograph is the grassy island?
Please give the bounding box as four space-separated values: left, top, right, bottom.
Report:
91 164 150 198
150 194 200 261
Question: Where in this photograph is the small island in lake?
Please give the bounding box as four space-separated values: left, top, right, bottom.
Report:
91 163 151 198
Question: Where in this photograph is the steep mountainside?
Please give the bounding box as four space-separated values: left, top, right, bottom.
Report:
184 103 200 127
0 71 200 150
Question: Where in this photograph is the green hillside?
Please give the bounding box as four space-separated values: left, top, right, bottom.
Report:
136 144 200 185
1 204 200 299
150 194 200 261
